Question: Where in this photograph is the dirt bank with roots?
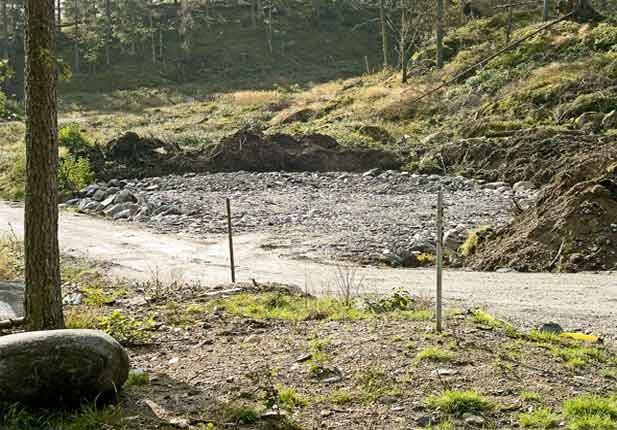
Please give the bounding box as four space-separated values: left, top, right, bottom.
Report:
423 130 617 272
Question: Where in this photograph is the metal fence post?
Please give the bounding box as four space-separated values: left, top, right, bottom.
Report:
436 188 444 332
226 197 236 283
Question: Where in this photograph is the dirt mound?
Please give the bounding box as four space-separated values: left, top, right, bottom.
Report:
429 129 609 186
97 130 401 179
468 145 617 272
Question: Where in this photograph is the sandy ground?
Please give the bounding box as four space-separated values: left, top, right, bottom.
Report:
1 201 616 337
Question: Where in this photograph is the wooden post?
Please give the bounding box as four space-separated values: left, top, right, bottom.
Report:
226 198 236 283
436 188 444 332
364 55 370 74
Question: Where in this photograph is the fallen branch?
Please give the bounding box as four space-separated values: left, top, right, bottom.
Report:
0 317 25 329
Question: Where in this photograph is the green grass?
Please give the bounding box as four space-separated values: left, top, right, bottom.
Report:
426 390 494 417
125 371 150 387
519 407 559 429
221 403 259 424
521 391 543 403
327 389 354 405
211 292 434 322
276 386 308 412
354 367 401 404
415 346 456 363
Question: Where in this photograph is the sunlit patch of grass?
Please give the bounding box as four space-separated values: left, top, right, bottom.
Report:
354 367 402 404
415 346 456 363
426 390 494 417
521 391 543 403
519 407 559 429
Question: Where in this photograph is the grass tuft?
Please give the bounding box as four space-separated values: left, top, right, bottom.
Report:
426 390 494 417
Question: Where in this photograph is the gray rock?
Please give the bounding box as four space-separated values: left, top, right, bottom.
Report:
539 322 563 334
0 329 129 406
513 181 535 194
112 209 133 220
63 292 84 305
80 184 99 198
104 202 137 218
444 225 467 253
92 188 108 202
113 189 137 204
82 201 103 212
100 194 116 209
463 414 485 425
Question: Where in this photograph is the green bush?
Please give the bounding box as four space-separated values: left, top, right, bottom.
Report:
58 156 95 192
59 123 91 151
0 148 25 200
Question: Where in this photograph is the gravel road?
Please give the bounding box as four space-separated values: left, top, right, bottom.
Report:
1 201 616 339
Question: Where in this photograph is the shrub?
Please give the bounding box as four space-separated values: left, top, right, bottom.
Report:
58 156 95 192
59 123 91 151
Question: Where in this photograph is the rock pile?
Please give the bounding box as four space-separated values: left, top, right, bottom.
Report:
65 170 534 267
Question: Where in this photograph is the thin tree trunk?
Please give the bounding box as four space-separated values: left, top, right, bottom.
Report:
24 0 64 331
73 0 79 73
251 0 256 28
105 0 111 66
2 0 7 59
400 2 407 83
436 0 444 68
380 0 388 68
266 2 272 55
543 0 549 20
159 27 163 60
57 0 61 27
149 0 155 63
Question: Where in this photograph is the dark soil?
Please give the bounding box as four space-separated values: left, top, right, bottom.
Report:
91 130 402 180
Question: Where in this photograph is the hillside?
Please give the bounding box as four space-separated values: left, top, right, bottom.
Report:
1 3 617 272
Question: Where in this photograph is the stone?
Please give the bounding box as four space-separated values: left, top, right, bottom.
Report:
463 414 485 425
100 194 116 209
80 184 99 198
513 181 535 194
63 292 84 305
82 201 103 212
444 225 467 253
0 329 129 406
539 322 563 334
602 110 617 129
113 189 137 204
92 188 108 201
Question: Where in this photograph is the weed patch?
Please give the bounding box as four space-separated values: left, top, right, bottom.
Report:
426 390 494 417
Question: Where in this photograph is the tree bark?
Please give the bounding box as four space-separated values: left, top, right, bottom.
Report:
73 0 79 73
435 0 444 68
379 0 388 68
24 0 64 331
2 0 7 59
400 1 407 83
105 0 111 66
57 0 61 27
543 0 549 20
149 0 155 63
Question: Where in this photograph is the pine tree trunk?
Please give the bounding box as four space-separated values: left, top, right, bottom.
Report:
379 0 388 68
24 0 64 331
57 0 61 27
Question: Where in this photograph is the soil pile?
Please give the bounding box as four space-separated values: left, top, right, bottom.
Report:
96 130 401 179
465 135 617 271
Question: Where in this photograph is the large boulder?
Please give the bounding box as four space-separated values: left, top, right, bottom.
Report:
0 329 129 406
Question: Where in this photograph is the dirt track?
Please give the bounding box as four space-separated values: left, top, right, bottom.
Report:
1 201 616 337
